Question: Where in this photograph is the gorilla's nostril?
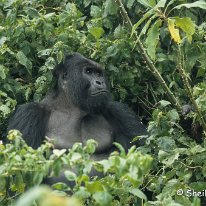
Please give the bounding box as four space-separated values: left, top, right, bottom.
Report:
96 80 102 85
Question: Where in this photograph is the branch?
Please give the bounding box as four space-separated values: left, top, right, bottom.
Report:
115 0 181 111
177 47 206 136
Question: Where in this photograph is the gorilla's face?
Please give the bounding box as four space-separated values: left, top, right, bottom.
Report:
57 53 110 113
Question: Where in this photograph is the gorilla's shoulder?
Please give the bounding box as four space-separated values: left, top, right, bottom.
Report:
8 102 51 148
104 101 148 139
10 102 50 121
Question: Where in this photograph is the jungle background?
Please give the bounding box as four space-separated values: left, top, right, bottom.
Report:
1 0 206 205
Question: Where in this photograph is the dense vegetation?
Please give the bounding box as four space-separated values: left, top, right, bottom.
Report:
1 0 206 205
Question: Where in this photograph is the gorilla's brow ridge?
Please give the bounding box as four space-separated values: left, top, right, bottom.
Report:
75 61 103 71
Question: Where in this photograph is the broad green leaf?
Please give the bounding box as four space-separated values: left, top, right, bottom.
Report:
90 5 102 18
167 109 179 121
16 51 32 75
84 139 97 154
0 177 6 190
0 65 8 79
157 136 176 151
114 25 125 38
145 19 162 60
89 27 104 39
86 181 104 193
113 142 126 156
168 19 181 43
190 182 206 191
127 188 147 200
174 1 206 10
0 36 6 46
53 149 66 157
74 187 91 199
0 105 10 117
159 100 171 107
131 10 154 37
93 191 112 206
155 0 167 8
104 0 118 16
158 150 179 166
64 170 77 181
190 145 205 154
26 8 39 18
84 0 91 7
138 0 156 8
174 17 195 43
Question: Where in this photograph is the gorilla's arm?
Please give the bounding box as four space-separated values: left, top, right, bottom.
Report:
103 101 148 149
7 103 50 149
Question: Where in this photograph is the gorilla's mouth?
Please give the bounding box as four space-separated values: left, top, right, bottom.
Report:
91 90 108 96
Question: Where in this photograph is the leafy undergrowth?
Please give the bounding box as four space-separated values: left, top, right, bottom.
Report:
0 130 152 206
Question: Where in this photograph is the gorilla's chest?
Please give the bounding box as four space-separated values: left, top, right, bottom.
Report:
45 111 113 153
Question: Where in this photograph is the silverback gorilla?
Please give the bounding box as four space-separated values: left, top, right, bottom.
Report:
8 53 147 157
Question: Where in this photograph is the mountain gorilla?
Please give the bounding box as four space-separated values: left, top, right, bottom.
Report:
8 53 147 169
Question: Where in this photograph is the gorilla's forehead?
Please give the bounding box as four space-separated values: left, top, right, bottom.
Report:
65 53 103 70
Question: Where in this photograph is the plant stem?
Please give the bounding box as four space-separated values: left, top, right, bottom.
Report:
177 46 206 136
115 0 182 111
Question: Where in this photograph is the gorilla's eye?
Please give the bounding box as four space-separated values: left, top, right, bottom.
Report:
85 68 93 74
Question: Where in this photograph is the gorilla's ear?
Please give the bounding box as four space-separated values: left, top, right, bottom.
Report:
53 61 65 79
53 53 77 77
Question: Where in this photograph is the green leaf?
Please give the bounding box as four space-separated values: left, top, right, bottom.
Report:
190 145 205 154
145 19 162 60
158 150 179 166
0 65 8 79
26 8 39 18
84 0 92 7
138 0 156 8
53 149 66 157
131 10 154 37
74 187 91 199
0 105 10 117
93 191 112 206
90 5 102 18
167 109 179 122
64 170 77 182
16 51 32 75
174 1 206 10
84 139 97 154
155 0 167 8
104 0 118 16
52 182 69 191
159 100 171 107
127 188 147 200
190 182 206 191
0 36 6 46
127 0 135 9
89 27 104 39
174 17 195 43
0 177 6 191
86 181 104 193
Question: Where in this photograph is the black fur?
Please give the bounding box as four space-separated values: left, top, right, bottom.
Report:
103 101 147 148
8 103 50 148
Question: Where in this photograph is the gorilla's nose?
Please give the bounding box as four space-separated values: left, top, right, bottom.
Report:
95 80 105 90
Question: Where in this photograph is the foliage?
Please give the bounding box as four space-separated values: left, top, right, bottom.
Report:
0 130 152 206
1 0 206 205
